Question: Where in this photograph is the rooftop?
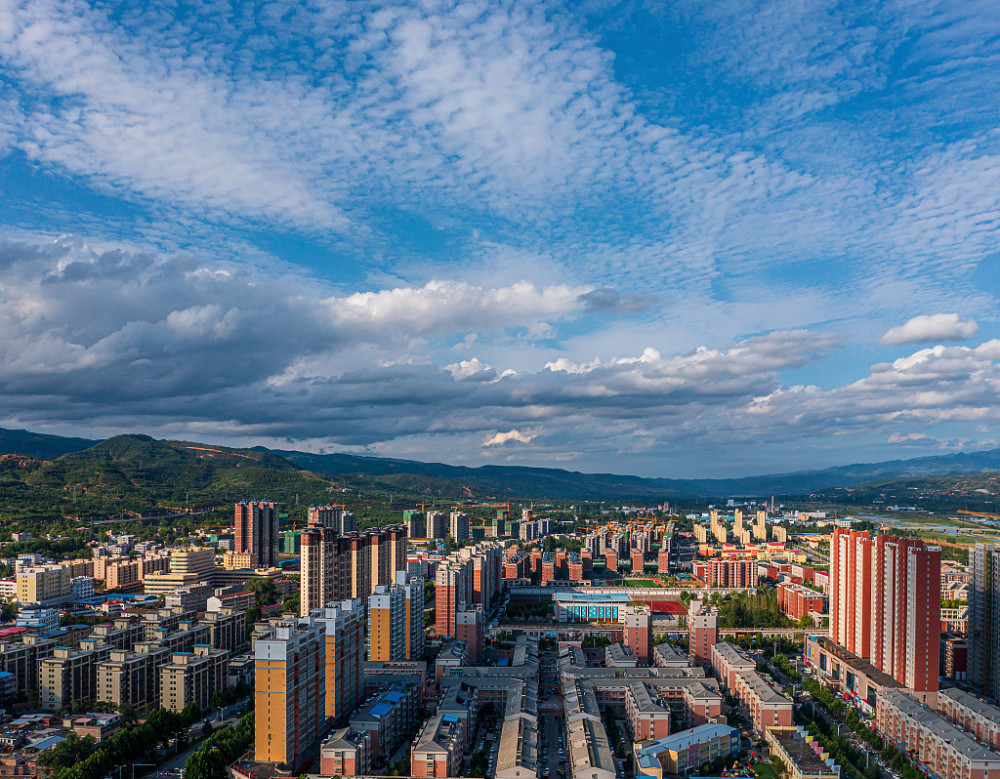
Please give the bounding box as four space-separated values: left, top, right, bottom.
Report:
554 592 630 603
769 728 839 776
940 687 1000 725
637 723 736 755
880 689 1000 763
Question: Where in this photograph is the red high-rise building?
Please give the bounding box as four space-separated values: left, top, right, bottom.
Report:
830 527 940 698
234 500 279 568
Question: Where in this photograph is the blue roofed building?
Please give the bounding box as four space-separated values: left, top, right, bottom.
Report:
349 681 420 765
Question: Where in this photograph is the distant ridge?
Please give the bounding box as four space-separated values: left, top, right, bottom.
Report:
0 425 998 500
269 446 1000 499
0 427 98 460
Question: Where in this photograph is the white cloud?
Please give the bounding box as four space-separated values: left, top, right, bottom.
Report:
483 429 536 447
888 432 927 444
880 313 979 346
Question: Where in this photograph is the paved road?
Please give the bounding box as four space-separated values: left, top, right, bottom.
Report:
145 704 249 779
539 701 566 779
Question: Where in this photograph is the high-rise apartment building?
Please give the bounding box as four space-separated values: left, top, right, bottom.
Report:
624 608 653 665
234 500 280 568
830 528 940 698
969 544 1000 699
404 510 426 540
368 573 424 663
312 600 365 723
427 511 447 540
254 615 326 770
449 512 470 543
299 526 407 616
300 529 348 616
688 601 718 665
369 584 405 662
308 505 356 534
434 543 502 639
403 572 425 662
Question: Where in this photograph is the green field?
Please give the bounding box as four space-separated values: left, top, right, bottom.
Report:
625 579 660 588
752 763 779 779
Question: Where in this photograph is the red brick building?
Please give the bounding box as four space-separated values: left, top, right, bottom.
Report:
777 581 825 621
623 608 652 665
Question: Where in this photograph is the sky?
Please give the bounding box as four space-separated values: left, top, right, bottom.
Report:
0 0 998 478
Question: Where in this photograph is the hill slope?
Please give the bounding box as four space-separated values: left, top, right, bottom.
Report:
0 427 98 459
1 426 999 501
0 434 334 520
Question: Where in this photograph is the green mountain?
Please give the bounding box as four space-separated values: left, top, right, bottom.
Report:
0 434 335 520
0 427 98 459
1 426 999 503
812 471 1000 512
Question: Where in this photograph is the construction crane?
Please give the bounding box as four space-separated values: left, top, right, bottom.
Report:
958 509 1000 521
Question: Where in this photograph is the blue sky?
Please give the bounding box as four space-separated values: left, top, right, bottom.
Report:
0 0 997 478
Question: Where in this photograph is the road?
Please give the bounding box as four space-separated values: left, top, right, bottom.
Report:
539 696 566 779
145 703 249 779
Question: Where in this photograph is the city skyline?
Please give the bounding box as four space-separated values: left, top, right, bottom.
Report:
0 0 997 477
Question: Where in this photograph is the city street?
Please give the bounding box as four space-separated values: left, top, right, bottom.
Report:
144 702 249 779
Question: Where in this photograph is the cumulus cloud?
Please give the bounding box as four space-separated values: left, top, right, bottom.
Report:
880 314 979 346
483 429 536 447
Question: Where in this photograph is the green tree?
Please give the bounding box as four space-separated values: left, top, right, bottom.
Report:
246 577 279 606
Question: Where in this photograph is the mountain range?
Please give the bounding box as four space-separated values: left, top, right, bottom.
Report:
1 425 999 502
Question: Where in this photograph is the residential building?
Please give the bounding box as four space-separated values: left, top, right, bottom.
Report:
404 510 426 541
456 608 484 662
369 584 406 662
254 615 326 770
170 547 217 579
939 687 1000 752
165 583 213 612
875 688 1000 779
830 528 940 699
313 600 365 723
70 576 94 600
971 544 1000 699
623 608 653 665
688 602 718 665
633 723 738 777
16 565 71 607
350 681 420 764
777 581 825 621
308 505 356 534
201 608 248 652
159 645 229 713
449 512 470 543
765 727 841 779
96 645 170 715
235 500 280 569
320 727 371 777
39 644 113 712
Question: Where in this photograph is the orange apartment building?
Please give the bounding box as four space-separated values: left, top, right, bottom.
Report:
254 615 326 770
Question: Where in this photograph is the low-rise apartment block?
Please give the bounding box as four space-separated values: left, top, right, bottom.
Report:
875 688 1000 779
320 727 371 777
